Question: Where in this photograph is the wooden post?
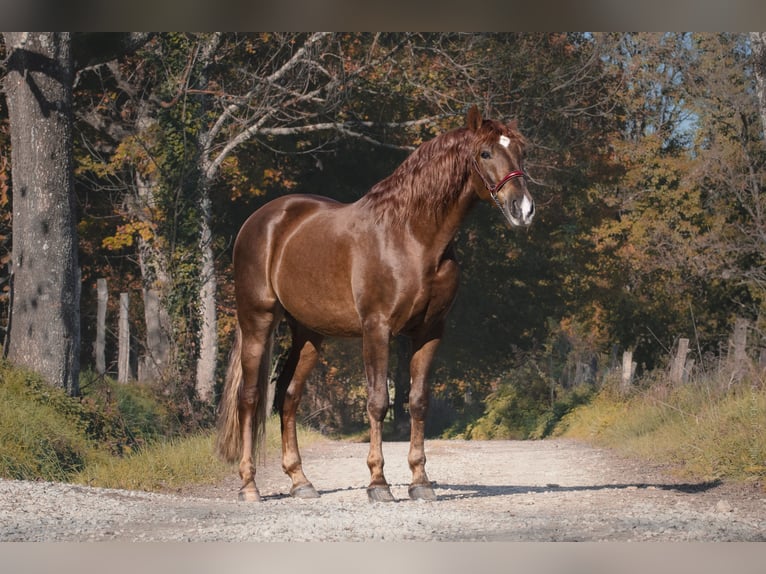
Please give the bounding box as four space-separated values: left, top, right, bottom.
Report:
670 338 689 385
95 278 107 375
620 350 636 392
730 317 749 382
118 292 130 383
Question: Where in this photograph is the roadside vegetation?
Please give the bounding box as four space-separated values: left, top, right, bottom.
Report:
448 354 765 488
0 360 322 492
2 355 763 492
554 370 766 486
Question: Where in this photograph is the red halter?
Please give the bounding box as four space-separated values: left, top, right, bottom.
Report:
489 170 526 195
471 157 526 198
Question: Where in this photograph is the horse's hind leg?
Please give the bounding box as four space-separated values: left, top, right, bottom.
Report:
237 312 280 502
274 320 323 498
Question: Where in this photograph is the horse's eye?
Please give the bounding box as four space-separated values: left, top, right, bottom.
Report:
480 151 491 159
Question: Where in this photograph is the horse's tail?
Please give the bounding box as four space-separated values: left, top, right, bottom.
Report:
215 323 273 464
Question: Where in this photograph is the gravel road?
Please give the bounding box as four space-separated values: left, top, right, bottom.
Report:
1 438 764 542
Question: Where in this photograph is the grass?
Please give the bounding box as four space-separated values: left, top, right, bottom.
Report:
73 432 231 491
0 361 324 492
0 363 97 481
555 369 766 485
73 416 325 492
3 357 764 492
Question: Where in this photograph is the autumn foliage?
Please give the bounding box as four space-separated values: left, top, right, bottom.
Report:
2 33 766 438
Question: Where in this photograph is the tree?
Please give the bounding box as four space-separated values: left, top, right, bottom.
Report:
685 33 766 333
750 32 766 136
2 32 80 394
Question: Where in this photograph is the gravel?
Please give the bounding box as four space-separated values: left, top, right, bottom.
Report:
1 438 765 542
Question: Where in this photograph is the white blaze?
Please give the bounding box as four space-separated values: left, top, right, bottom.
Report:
499 135 511 148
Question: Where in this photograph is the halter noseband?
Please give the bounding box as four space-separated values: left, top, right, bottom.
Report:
471 157 526 208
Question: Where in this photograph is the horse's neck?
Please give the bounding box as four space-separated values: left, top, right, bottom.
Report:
408 178 478 252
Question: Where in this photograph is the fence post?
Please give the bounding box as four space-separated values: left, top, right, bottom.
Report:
95 278 107 375
730 317 749 382
118 292 130 383
670 338 689 385
620 350 635 392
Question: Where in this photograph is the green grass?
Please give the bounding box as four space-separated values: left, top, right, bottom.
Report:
0 362 97 481
0 361 324 492
555 371 766 485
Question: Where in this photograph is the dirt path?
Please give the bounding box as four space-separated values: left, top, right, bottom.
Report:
1 438 764 541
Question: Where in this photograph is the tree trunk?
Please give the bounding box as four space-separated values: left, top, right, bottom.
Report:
3 32 80 394
193 34 224 404
139 288 171 381
750 32 766 137
132 165 174 382
195 180 218 402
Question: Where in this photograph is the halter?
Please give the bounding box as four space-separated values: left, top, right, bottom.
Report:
471 157 526 210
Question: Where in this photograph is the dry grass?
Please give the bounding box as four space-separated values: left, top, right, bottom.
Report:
74 415 326 492
556 371 766 484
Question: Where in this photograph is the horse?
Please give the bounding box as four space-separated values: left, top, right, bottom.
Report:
216 105 535 502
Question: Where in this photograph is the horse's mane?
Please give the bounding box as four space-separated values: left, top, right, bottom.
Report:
359 119 525 225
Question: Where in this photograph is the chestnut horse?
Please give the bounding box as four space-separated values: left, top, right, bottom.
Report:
216 106 534 502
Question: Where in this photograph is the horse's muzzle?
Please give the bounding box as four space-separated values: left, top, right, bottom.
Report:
504 192 535 227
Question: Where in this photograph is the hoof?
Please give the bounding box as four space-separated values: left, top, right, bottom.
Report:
408 483 437 501
366 485 395 503
238 487 262 502
290 483 320 499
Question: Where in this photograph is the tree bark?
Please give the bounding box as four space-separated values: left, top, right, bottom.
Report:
750 32 766 137
3 32 80 394
194 183 218 402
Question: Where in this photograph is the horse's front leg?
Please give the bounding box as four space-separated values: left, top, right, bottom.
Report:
406 328 443 501
362 317 395 502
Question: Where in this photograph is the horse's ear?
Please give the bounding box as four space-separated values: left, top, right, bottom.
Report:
466 105 482 132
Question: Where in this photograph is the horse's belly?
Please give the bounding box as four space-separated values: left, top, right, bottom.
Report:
281 290 362 337
272 227 362 337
